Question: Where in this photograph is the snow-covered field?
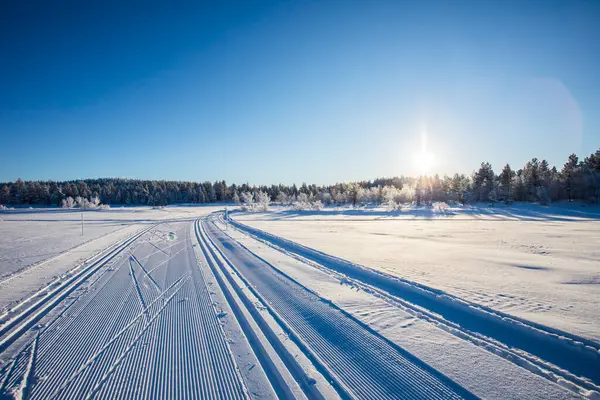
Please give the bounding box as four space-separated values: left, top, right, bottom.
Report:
217 217 583 399
0 204 598 399
0 206 221 279
234 203 600 342
0 206 223 312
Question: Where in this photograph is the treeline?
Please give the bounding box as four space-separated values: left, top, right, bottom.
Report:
1 149 599 207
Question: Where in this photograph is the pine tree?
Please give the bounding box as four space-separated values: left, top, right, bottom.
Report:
562 154 579 201
1 185 10 205
198 187 206 203
583 150 600 203
522 158 541 200
499 164 514 202
472 162 495 201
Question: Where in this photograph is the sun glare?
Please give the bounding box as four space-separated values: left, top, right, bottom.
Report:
413 127 436 175
414 151 435 175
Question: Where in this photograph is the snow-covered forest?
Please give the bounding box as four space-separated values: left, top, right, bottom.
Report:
1 149 599 208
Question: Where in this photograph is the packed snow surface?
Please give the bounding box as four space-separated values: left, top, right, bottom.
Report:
0 204 598 399
0 206 225 313
234 203 600 342
217 217 580 399
0 206 222 280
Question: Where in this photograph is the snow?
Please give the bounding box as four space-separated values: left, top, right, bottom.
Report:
0 206 221 279
0 206 224 314
217 217 581 399
0 220 253 399
234 203 600 343
1 204 598 399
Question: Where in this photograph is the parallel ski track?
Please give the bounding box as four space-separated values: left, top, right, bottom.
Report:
203 218 475 400
0 223 248 400
229 215 600 388
0 222 134 285
0 223 156 354
249 234 600 395
222 215 600 396
196 218 326 400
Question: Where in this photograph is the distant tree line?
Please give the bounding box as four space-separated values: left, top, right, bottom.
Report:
1 149 599 208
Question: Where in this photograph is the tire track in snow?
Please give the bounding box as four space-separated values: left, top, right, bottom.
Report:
0 257 134 396
204 218 475 400
147 240 170 256
1 243 150 398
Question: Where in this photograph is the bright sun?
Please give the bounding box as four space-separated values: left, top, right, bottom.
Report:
413 127 435 175
414 151 435 175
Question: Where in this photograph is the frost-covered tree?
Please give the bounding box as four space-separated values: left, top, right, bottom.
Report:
447 174 470 204
62 196 75 209
197 188 206 204
312 200 324 210
0 185 9 205
254 191 270 211
382 185 413 209
319 191 332 205
332 190 347 204
2 148 600 207
536 186 551 205
75 196 86 209
76 196 100 209
347 184 360 207
583 150 600 203
512 172 526 202
240 192 254 210
294 193 310 210
370 187 383 204
233 190 240 205
522 158 541 200
382 186 399 209
355 186 368 205
276 192 288 204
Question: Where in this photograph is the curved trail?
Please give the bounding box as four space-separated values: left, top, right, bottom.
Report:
203 218 475 400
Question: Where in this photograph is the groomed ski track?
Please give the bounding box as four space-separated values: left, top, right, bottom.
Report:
0 222 248 399
201 217 476 400
0 215 482 399
226 213 600 396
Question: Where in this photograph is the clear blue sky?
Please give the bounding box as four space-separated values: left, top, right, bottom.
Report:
1 0 599 184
